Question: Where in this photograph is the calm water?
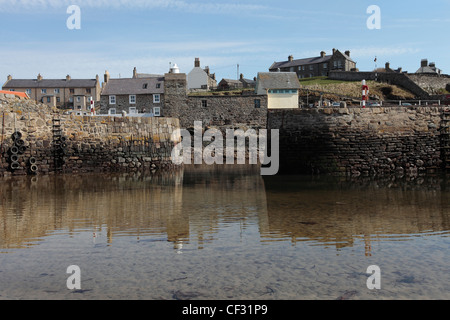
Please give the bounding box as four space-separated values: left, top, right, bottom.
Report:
0 165 449 300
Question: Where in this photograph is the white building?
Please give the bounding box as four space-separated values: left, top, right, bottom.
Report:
187 58 217 91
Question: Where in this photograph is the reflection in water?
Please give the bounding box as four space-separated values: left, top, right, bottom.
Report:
262 175 450 255
0 166 449 300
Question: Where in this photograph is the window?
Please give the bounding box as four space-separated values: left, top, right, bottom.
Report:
290 67 294 72
129 107 137 114
108 108 116 115
54 88 60 94
86 88 91 94
26 89 31 95
69 97 73 102
323 63 328 69
46 97 51 103
309 65 314 70
254 99 261 108
153 94 160 103
109 95 116 104
201 100 207 108
76 96 81 102
70 89 74 94
153 107 161 117
56 97 61 103
77 106 82 110
41 89 47 94
129 95 136 104
143 83 148 89
156 83 161 89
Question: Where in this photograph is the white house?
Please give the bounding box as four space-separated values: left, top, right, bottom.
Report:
256 72 301 109
187 58 217 91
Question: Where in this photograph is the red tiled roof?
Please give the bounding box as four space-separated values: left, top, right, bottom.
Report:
0 90 29 99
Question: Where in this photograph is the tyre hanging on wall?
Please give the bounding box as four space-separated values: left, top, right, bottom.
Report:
11 131 22 141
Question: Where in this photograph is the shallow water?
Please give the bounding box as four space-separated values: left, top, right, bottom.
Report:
0 165 449 300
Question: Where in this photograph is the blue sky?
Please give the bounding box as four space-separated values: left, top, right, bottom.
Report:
0 0 449 84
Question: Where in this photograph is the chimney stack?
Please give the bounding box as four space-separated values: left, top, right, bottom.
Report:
288 55 294 62
385 62 390 70
320 51 326 58
195 58 200 68
7 75 12 81
421 59 428 67
66 74 71 81
133 67 137 78
332 48 336 55
240 73 244 80
104 70 110 83
345 50 350 57
37 73 43 81
429 62 436 68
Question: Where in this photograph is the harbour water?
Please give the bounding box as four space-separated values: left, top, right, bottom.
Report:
0 165 449 300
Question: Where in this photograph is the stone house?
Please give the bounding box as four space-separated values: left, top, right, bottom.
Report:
2 74 101 109
187 58 217 91
416 59 442 75
217 78 243 91
256 72 301 109
100 71 164 116
269 49 356 78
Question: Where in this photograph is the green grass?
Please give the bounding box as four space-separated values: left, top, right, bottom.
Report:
298 76 347 86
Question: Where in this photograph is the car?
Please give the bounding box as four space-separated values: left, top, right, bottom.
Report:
368 102 381 107
331 102 341 107
402 103 412 106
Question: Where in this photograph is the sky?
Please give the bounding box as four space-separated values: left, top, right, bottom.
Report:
0 0 449 85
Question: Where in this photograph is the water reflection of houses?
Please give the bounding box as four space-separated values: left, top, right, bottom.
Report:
0 170 186 250
261 176 450 255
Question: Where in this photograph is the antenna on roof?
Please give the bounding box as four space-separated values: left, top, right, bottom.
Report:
237 64 239 80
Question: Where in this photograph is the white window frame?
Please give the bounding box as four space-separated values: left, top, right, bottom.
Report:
108 108 116 115
54 88 60 94
76 96 81 102
153 107 161 117
109 95 116 105
129 95 136 104
41 89 47 94
26 89 31 95
153 94 160 103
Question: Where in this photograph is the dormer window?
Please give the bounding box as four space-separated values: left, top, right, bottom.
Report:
143 83 148 89
156 83 161 89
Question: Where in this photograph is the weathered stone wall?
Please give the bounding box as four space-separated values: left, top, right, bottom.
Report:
164 73 267 131
406 74 450 95
0 99 180 177
268 107 446 176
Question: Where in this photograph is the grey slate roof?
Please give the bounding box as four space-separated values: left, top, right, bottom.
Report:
256 72 301 95
269 50 354 71
270 55 333 70
101 77 164 95
3 79 97 88
415 66 441 74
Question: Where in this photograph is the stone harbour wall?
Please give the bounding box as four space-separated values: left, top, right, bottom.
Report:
0 101 180 177
268 106 447 176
